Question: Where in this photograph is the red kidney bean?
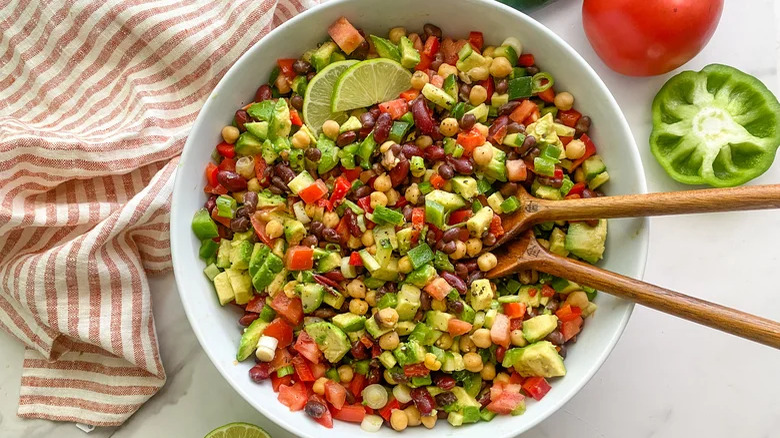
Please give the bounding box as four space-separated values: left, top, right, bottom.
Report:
467 270 483 286
372 112 393 143
410 387 436 415
390 142 401 155
582 188 597 199
234 109 250 132
498 100 521 117
217 170 247 191
423 23 442 39
402 204 413 222
457 227 470 241
423 144 445 162
242 191 258 211
476 389 492 409
254 85 272 103
420 291 432 311
230 216 251 233
442 241 456 254
389 157 410 186
537 176 564 188
238 312 259 327
446 155 474 174
401 143 422 159
350 341 369 360
438 163 454 180
322 228 341 243
204 195 217 213
218 224 233 240
495 78 509 94
366 366 382 385
274 163 296 183
441 271 467 294
575 116 591 137
455 263 469 279
249 363 272 382
489 115 510 139
506 122 525 134
430 51 444 72
526 65 540 75
411 98 436 135
433 373 457 390
463 259 478 271
354 185 373 199
558 344 568 358
344 209 361 237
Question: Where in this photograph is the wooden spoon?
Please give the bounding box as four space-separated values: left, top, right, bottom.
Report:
487 231 780 349
492 184 780 248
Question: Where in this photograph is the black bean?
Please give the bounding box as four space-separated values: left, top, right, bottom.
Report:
274 164 296 183
442 228 460 242
499 182 519 197
582 188 597 199
322 228 341 243
558 344 567 359
309 221 325 237
402 204 413 222
304 147 321 161
455 263 469 280
546 330 565 345
204 195 217 213
293 59 312 75
306 71 316 81
545 298 560 313
373 113 392 143
217 170 247 192
467 270 483 285
271 176 288 192
312 307 338 319
495 78 509 94
459 83 472 102
446 299 464 314
423 23 442 39
438 163 454 180
498 100 521 116
506 122 525 134
268 185 283 195
526 65 540 75
459 113 476 130
426 230 437 245
434 391 457 408
336 130 357 147
254 85 272 103
420 291 432 311
482 233 497 246
304 400 327 419
242 191 258 212
575 115 591 137
234 109 250 132
230 216 251 233
354 185 372 199
436 239 446 251
301 234 318 247
359 111 376 130
537 176 563 188
290 95 303 111
442 241 457 254
350 341 368 360
518 134 537 156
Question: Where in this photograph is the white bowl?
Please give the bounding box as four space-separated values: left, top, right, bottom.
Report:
171 0 649 436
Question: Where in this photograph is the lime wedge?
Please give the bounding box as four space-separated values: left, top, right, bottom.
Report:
203 422 270 438
303 59 358 135
331 58 412 113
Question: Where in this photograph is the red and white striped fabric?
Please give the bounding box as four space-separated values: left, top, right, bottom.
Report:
0 0 317 427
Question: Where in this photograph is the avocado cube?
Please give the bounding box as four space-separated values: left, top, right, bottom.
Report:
588 171 610 190
480 145 507 182
236 318 269 361
396 284 421 321
396 227 414 255
305 322 350 363
565 220 607 264
465 103 489 123
466 206 493 238
462 406 481 424
322 288 345 309
252 265 275 292
332 312 366 332
378 351 398 369
284 219 306 245
392 340 426 366
426 189 467 211
371 258 400 281
421 83 455 110
405 264 437 288
230 240 254 270
268 99 291 140
212 271 235 306
316 252 342 273
582 155 607 180
249 243 270 277
216 239 233 269
364 315 391 339
451 176 479 200
234 132 263 156
487 191 505 214
256 189 286 207
311 41 338 71
395 321 417 336
522 314 558 343
426 310 454 332
244 121 269 141
203 263 221 281
398 36 421 69
408 322 442 346
501 340 566 378
376 292 398 309
369 35 401 62
226 268 252 305
297 283 325 313
549 227 569 257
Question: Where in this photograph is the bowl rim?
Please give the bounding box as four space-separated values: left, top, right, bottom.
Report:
170 0 649 436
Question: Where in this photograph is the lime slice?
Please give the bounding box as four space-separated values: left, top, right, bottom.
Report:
303 60 358 135
203 422 270 438
331 58 412 113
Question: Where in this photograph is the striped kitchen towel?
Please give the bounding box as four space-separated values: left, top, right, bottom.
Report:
0 0 317 427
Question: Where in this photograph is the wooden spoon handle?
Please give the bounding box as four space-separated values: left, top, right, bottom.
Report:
531 251 780 349
528 184 780 223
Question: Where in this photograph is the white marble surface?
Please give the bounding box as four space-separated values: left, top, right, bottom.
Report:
2 1 779 437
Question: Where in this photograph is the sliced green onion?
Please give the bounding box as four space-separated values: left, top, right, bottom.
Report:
532 72 554 93
276 365 294 378
361 384 389 409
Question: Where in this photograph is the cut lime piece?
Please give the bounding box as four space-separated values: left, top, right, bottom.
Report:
303 59 358 135
203 422 270 438
331 58 412 113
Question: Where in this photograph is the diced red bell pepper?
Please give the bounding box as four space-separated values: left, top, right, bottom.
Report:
393 196 408 209
509 317 523 331
314 405 334 428
294 330 323 363
496 345 506 363
489 214 505 238
271 374 292 392
537 87 555 103
379 98 408 120
270 293 304 326
204 183 228 196
448 208 472 225
335 215 351 243
556 304 583 322
468 31 484 51
205 162 219 187
264 317 294 348
277 58 297 81
480 77 494 103
211 206 231 227
350 372 366 398
254 156 269 186
570 134 597 170
509 372 525 385
422 36 440 58
399 88 420 102
567 182 586 197
447 318 473 337
561 316 583 342
245 295 265 313
558 109 582 128
290 108 303 126
541 284 556 298
333 404 366 423
291 354 315 382
329 176 351 207
524 106 541 125
285 246 314 271
528 287 538 297
341 166 361 182
522 376 551 401
415 53 433 71
403 363 430 378
310 361 328 379
378 398 400 421
456 128 486 153
503 302 527 319
357 195 373 213
325 380 347 409
216 142 236 159
299 179 329 204
508 99 537 124
278 381 308 411
560 135 573 146
429 173 445 189
349 251 363 266
218 157 236 172
518 53 535 67
411 207 425 230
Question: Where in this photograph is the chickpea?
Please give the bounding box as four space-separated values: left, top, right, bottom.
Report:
435 333 453 349
477 252 498 271
439 117 459 137
458 335 476 353
480 362 496 380
274 74 291 94
389 26 406 44
410 70 429 90
468 66 489 81
554 91 574 111
421 414 437 429
247 178 261 193
365 290 377 307
565 290 590 309
482 46 496 58
404 405 422 427
346 279 366 298
338 365 354 383
565 139 586 160
376 331 398 350
470 328 492 349
404 183 421 204
221 125 240 144
265 220 283 239
385 188 400 206
367 244 377 255
377 308 399 328
379 141 394 153
322 120 340 139
361 231 375 247
466 238 483 257
347 235 361 249
398 256 413 274
474 123 489 138
369 191 388 209
472 144 494 166
489 56 513 78
510 329 528 347
232 191 246 204
349 298 368 315
312 377 328 395
450 240 467 260
431 298 447 312
437 63 458 79
373 174 392 192
322 211 340 228
291 130 310 149
414 135 433 148
573 168 586 183
463 352 484 372
390 408 408 431
469 85 488 106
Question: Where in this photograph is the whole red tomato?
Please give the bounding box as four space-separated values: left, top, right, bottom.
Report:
582 0 724 76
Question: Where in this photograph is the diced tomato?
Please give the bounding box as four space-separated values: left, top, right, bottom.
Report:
393 196 408 209
541 284 556 298
567 182 586 197
254 156 269 186
399 88 420 102
314 405 334 428
456 128 486 154
468 31 484 51
561 316 583 342
270 293 304 326
448 208 472 225
349 251 363 266
291 354 315 382
560 135 573 146
411 207 425 230
277 58 296 80
570 134 597 170
350 372 366 398
210 206 231 227
245 295 265 313
448 318 473 337
487 386 524 414
204 183 228 196
423 36 440 58
333 404 366 423
327 17 365 55
379 98 408 120
294 330 323 363
518 53 535 67
537 86 555 103
205 162 219 186
329 176 351 207
424 277 452 301
341 166 361 182
310 361 328 379
216 142 236 159
285 246 314 271
429 173 445 189
522 376 551 401
264 318 294 348
290 108 303 126
489 214 505 238
490 313 511 348
480 77 494 103
217 157 236 172
430 74 445 88
508 99 537 124
324 380 347 409
278 381 308 411
439 38 460 65
556 304 583 322
250 214 273 246
403 363 430 377
506 159 527 182
509 372 525 385
270 348 293 372
378 398 400 421
271 374 292 392
415 53 433 71
524 106 541 125
558 109 582 128
298 179 329 204
503 302 527 319
509 317 523 331
554 167 564 180
335 215 351 243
